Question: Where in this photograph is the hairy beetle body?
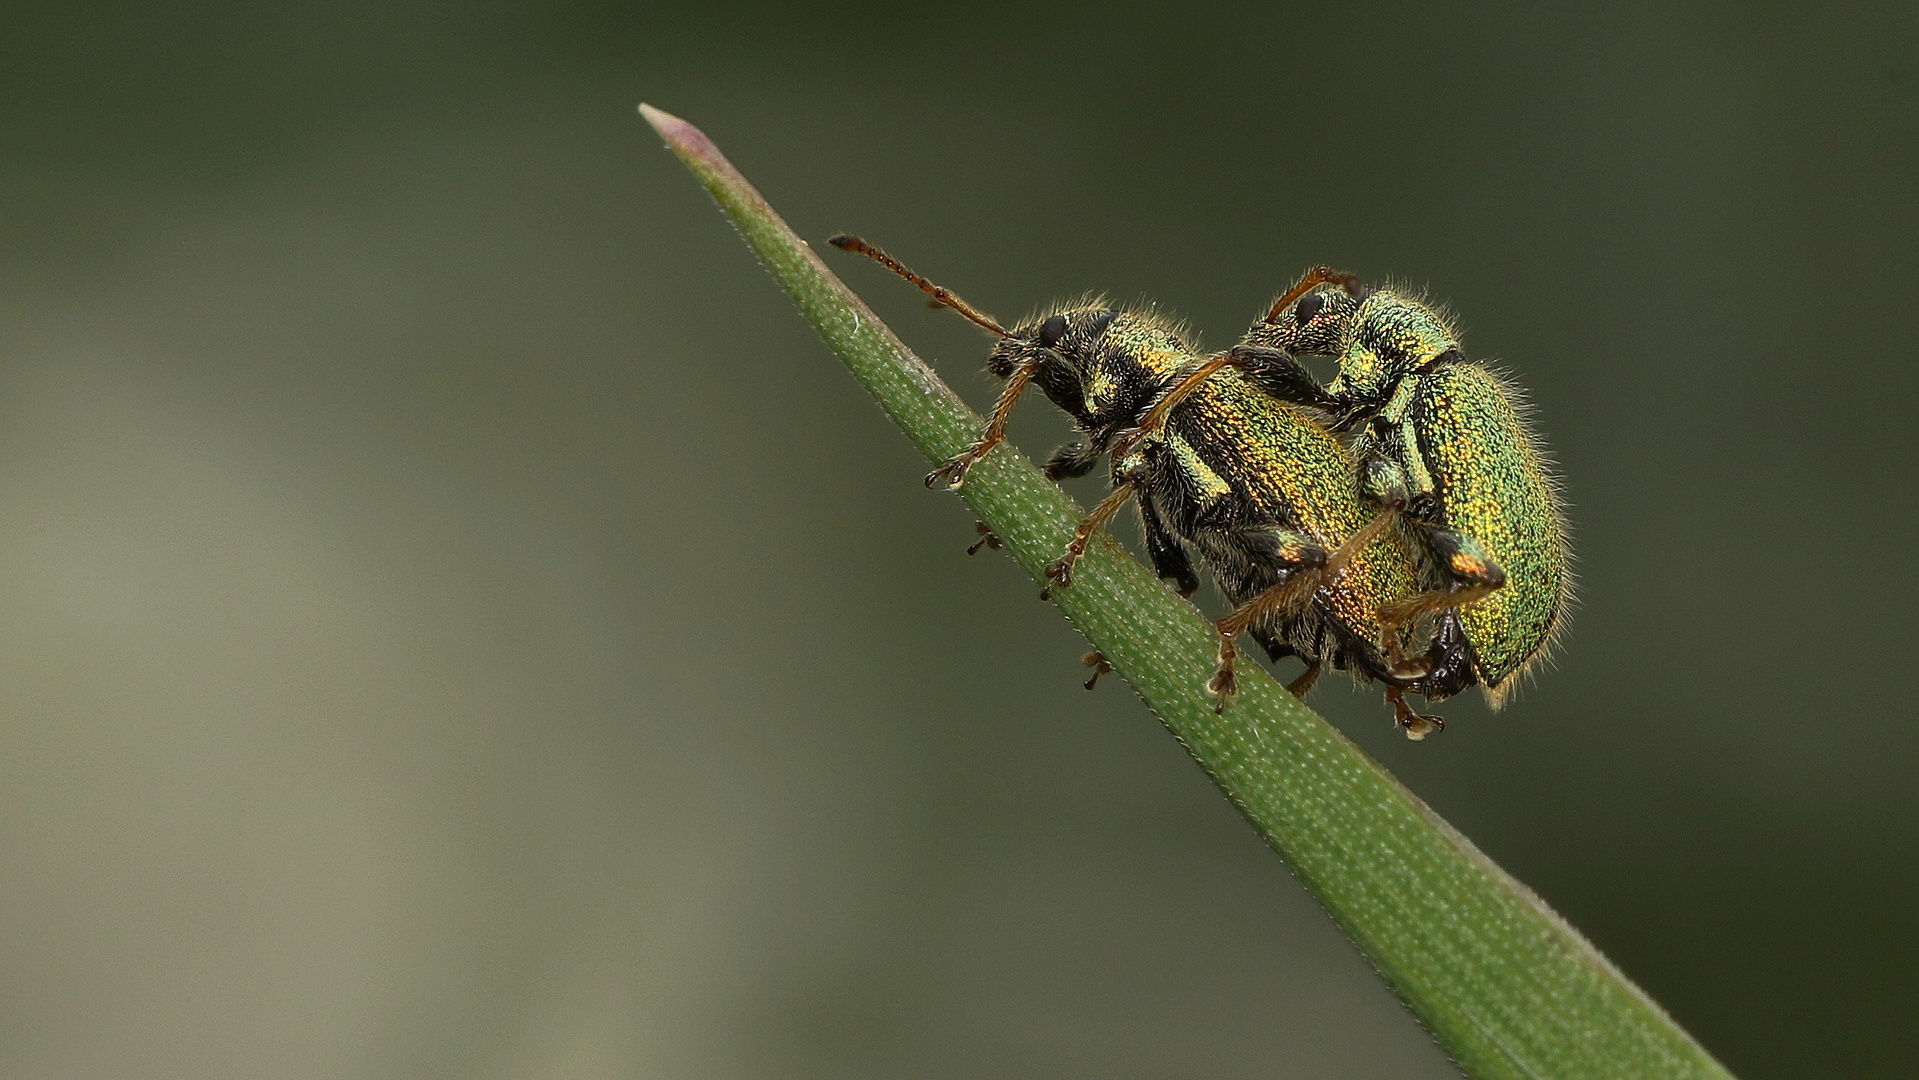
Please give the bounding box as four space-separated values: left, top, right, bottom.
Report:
1246 282 1572 706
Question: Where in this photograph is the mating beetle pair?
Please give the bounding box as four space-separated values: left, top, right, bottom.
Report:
829 236 1569 738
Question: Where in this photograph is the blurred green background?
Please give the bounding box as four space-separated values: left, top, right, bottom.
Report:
1 1 1914 1077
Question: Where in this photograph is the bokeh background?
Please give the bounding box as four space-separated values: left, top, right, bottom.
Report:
2 2 1914 1077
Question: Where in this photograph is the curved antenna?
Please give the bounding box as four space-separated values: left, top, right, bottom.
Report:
1263 265 1366 324
828 234 1010 337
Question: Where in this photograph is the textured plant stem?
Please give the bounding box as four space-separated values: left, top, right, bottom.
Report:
639 103 1736 1080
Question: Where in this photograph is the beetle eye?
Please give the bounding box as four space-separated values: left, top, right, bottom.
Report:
1037 314 1069 349
1294 293 1325 323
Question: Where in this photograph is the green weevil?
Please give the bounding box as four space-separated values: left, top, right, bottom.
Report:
1131 267 1572 706
828 235 1464 736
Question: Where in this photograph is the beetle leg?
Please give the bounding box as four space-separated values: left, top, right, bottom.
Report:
926 361 1036 488
1379 524 1508 631
965 521 1003 556
1138 491 1200 597
1382 581 1503 633
1259 264 1368 325
1359 455 1413 511
1115 342 1342 462
1081 650 1113 690
1286 661 1326 699
1112 352 1241 460
1041 438 1102 481
1207 530 1328 710
1209 505 1399 710
1386 687 1446 740
1226 345 1341 410
1041 470 1144 599
1403 611 1480 703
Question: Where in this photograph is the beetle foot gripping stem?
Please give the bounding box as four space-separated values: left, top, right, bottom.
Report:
1208 635 1240 713
1041 543 1083 600
1081 651 1113 690
1386 688 1445 741
1041 475 1143 601
926 363 1037 490
925 445 986 489
1214 639 1325 713
966 521 1003 555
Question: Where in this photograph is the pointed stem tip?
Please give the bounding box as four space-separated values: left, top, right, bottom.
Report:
638 103 720 167
636 102 675 129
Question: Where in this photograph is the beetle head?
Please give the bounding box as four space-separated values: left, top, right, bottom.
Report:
1243 284 1363 358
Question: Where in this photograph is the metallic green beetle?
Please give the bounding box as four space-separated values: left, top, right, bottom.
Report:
828 235 1464 735
1237 271 1572 706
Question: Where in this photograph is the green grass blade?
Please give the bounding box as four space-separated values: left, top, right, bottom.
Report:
639 103 1737 1080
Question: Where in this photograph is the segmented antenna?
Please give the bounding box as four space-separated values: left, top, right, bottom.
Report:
1263 265 1366 324
828 234 1010 337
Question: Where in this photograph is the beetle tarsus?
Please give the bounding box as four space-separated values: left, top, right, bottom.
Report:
1082 651 1112 690
966 521 1002 555
1387 688 1445 740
